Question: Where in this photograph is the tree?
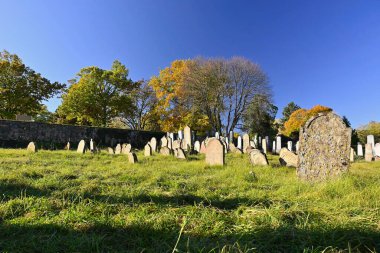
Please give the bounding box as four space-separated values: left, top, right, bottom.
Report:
120 80 160 130
33 105 55 123
282 105 332 138
242 94 278 137
281 102 300 124
56 60 136 127
0 50 65 119
184 57 271 134
356 121 380 144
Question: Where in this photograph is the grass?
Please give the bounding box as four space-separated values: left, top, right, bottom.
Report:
0 149 379 253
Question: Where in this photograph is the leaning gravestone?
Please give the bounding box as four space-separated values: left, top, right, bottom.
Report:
249 149 269 166
150 137 157 153
365 144 374 161
279 148 298 167
297 113 351 181
77 140 86 154
175 148 187 159
205 138 225 166
160 146 172 156
27 142 37 152
128 152 138 163
144 144 152 157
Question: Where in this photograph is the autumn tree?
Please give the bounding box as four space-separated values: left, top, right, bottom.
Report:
0 50 65 119
56 60 136 127
282 105 332 138
242 94 278 137
281 102 300 125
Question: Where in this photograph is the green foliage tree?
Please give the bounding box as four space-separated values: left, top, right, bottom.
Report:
281 102 300 125
242 94 278 137
356 121 380 144
33 105 55 123
56 60 136 127
0 50 65 119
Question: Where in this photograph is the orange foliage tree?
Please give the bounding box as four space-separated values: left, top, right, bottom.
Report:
282 105 332 138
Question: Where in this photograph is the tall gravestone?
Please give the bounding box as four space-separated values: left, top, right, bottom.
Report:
272 141 276 153
275 136 282 154
205 138 225 166
237 136 242 149
115 144 122 154
375 143 380 157
184 126 192 150
297 113 351 181
261 138 267 154
367 135 375 151
178 130 183 140
150 137 157 153
242 134 250 153
161 136 168 148
194 141 200 153
287 141 293 152
357 143 363 157
229 131 233 145
77 140 86 154
144 144 152 157
365 144 374 161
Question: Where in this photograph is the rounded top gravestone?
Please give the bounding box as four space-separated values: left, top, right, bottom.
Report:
205 138 225 166
297 113 352 181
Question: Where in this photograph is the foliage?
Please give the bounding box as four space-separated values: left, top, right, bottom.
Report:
242 94 278 137
56 61 136 127
356 121 380 144
281 102 300 125
33 105 55 123
0 50 65 119
282 105 332 138
0 149 379 252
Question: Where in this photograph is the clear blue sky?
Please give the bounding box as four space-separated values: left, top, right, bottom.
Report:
2 0 379 128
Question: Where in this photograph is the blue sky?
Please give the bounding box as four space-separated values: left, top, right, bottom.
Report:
2 0 379 128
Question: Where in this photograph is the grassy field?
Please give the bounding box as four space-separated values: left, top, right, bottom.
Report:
0 149 379 253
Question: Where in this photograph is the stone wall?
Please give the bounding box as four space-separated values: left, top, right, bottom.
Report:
0 120 165 149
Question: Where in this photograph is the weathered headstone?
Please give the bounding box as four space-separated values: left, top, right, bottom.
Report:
194 141 200 153
77 140 86 154
297 113 351 181
357 143 363 157
261 138 267 154
173 140 181 150
295 141 300 154
108 147 114 154
249 149 269 166
122 143 132 154
250 140 255 149
160 146 172 156
115 144 122 154
242 134 250 153
229 131 233 144
287 141 293 152
184 126 192 150
161 136 168 148
365 144 374 161
200 141 207 154
128 152 138 163
205 138 225 166
178 130 183 140
367 135 375 151
237 136 242 149
65 142 70 150
175 148 186 159
272 141 276 153
275 136 282 154
215 132 220 139
374 143 380 157
26 142 37 152
350 148 355 162
150 137 157 153
279 148 298 167
144 144 152 156
90 139 94 152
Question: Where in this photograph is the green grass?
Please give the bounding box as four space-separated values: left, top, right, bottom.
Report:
0 149 379 253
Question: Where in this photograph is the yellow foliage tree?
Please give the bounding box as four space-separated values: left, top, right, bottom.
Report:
282 105 332 138
149 60 211 132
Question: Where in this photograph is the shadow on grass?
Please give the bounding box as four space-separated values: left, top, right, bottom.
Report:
0 181 54 200
0 223 379 253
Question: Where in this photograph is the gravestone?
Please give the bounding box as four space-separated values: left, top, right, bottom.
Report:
249 149 269 166
287 141 293 152
237 136 242 149
374 143 380 157
272 141 276 153
279 148 298 167
357 143 363 157
144 144 152 156
65 142 70 150
250 141 255 149
122 143 131 154
184 126 192 150
194 141 200 153
365 144 374 161
161 136 168 148
350 148 355 162
229 131 233 144
297 113 351 181
77 140 86 154
178 130 183 140
27 142 37 152
275 136 282 154
215 132 219 139
367 135 375 150
115 144 122 154
160 146 172 156
295 141 300 153
205 138 225 166
167 138 173 150
90 139 94 152
176 148 186 159
242 134 250 153
108 147 114 154
200 141 207 154
173 140 181 150
150 137 157 153
261 138 267 154
128 152 138 163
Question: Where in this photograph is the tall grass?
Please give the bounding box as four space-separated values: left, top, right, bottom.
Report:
0 149 379 252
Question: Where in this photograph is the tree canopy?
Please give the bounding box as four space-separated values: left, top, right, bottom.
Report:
56 60 136 127
0 50 64 119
